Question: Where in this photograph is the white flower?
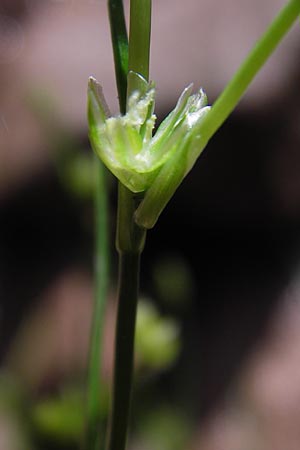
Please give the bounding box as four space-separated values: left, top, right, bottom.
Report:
88 71 211 228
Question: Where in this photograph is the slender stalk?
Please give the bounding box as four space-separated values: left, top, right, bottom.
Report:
107 252 141 450
108 0 129 113
199 0 300 142
105 185 146 450
128 0 152 81
85 159 110 450
106 2 151 450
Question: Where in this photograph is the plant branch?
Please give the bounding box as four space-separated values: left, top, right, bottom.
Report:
199 0 300 142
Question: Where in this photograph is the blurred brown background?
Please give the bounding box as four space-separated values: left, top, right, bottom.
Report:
0 1 300 449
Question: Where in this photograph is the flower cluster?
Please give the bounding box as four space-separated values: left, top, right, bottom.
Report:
88 71 210 228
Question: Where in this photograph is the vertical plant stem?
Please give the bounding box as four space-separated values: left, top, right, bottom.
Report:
128 0 152 81
106 252 141 450
105 186 146 450
106 188 145 450
108 0 129 113
85 158 110 450
106 2 151 450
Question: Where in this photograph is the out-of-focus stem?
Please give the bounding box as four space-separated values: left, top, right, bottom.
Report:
85 159 110 450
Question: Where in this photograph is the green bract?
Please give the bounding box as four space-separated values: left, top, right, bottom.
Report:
88 71 211 228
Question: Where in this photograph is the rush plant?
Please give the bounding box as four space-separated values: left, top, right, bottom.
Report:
85 1 300 450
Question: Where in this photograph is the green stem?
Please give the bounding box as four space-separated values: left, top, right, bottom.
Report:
105 245 143 450
105 185 146 450
199 0 300 141
105 1 151 450
108 250 141 450
108 0 129 114
128 0 152 81
85 159 110 450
